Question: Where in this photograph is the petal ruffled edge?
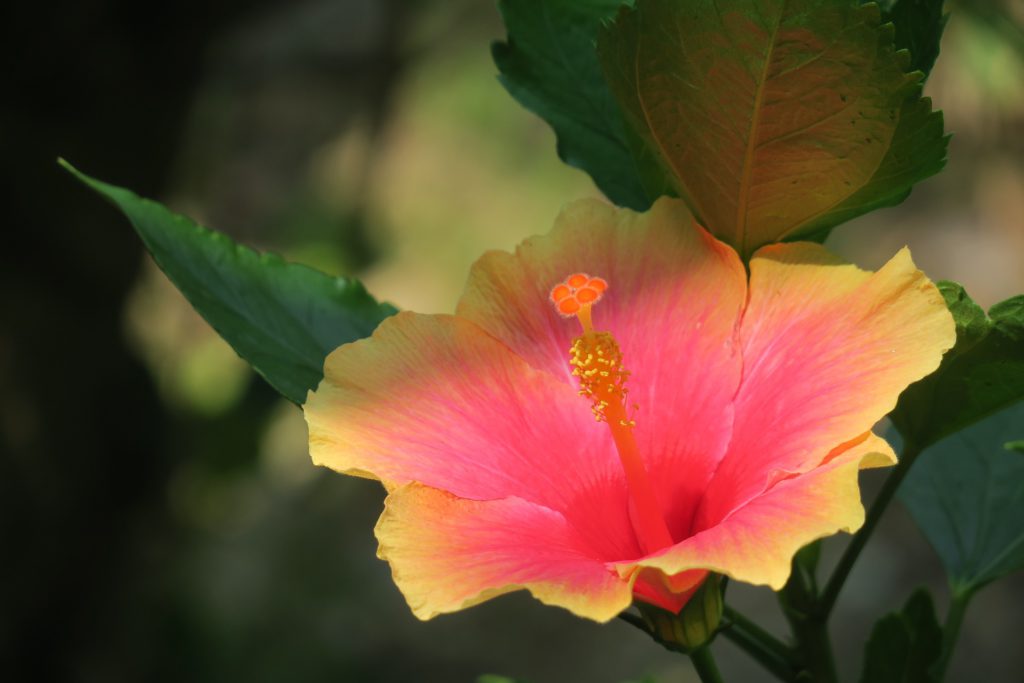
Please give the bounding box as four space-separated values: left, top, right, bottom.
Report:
616 432 896 591
698 243 955 526
375 483 634 622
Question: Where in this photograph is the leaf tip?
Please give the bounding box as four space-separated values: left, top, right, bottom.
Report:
57 157 86 182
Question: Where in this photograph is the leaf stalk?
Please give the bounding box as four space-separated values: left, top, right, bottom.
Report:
818 441 924 618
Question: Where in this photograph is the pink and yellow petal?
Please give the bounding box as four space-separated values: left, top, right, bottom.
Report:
458 197 749 539
376 483 633 622
619 432 896 591
699 244 954 525
304 311 640 561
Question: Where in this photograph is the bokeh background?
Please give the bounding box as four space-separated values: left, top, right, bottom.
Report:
3 1 1023 681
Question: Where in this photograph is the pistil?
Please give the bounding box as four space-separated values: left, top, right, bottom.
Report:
551 273 674 556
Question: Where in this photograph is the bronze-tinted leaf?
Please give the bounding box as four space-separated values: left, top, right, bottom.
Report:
598 0 947 256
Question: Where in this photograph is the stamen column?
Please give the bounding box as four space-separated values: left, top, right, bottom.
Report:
552 273 674 556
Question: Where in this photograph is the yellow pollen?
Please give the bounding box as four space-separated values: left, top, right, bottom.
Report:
569 332 635 424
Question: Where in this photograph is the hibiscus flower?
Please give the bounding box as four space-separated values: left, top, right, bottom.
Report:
304 197 954 621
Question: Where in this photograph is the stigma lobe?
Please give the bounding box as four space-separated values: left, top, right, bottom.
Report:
549 273 608 317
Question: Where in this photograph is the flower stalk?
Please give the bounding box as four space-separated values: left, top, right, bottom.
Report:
933 585 974 680
689 646 724 683
780 545 838 683
818 440 925 618
720 606 797 682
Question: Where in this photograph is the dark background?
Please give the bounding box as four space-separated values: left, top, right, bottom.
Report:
2 1 1023 681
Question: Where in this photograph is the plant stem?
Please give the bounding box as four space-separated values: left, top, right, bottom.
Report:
617 610 650 634
623 603 796 681
722 606 796 669
818 441 923 618
786 610 837 683
720 617 797 682
689 645 724 683
933 586 973 680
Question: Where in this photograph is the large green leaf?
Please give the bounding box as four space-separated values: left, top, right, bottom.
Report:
859 589 942 683
62 161 396 405
899 402 1024 593
891 282 1024 449
597 0 947 256
493 0 671 210
880 0 948 77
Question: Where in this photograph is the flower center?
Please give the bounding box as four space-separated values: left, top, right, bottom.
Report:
551 273 674 556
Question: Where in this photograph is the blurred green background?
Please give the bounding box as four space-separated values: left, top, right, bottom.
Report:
2 1 1022 681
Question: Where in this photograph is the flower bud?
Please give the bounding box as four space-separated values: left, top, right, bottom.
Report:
636 574 724 652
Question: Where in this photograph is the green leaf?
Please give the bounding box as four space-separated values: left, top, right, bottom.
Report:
899 402 1024 592
597 0 947 256
493 0 671 210
891 282 1024 449
61 160 396 405
879 0 948 77
859 589 942 683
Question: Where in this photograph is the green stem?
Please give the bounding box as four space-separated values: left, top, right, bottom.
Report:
623 602 796 681
720 618 797 682
720 606 790 663
786 611 837 683
689 645 724 683
617 610 649 634
779 545 836 682
933 586 973 680
818 441 923 618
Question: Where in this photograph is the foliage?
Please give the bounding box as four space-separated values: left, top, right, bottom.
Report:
62 161 395 405
892 282 1024 449
859 589 943 683
493 0 670 210
596 0 947 255
899 402 1024 593
880 0 948 77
